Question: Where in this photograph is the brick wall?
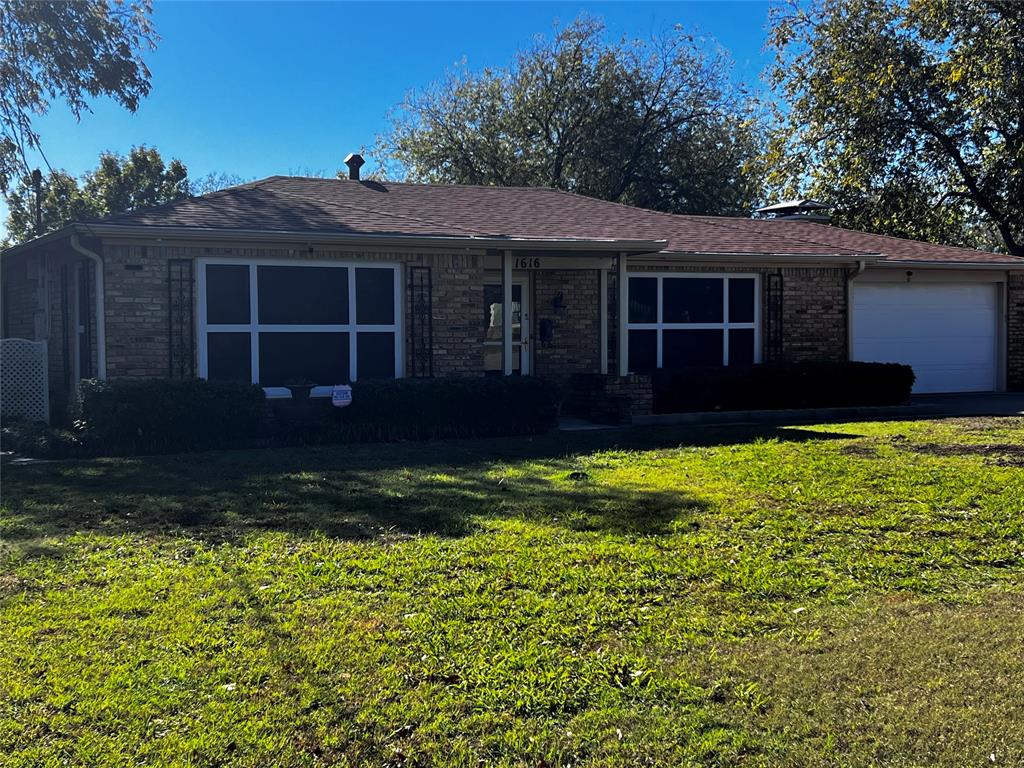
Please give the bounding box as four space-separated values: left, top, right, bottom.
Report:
1009 275 1024 391
779 267 848 362
533 269 602 381
565 373 652 424
101 243 487 380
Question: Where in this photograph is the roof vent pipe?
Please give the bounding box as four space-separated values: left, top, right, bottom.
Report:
344 153 365 181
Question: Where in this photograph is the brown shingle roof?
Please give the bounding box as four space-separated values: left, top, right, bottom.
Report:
92 176 1023 265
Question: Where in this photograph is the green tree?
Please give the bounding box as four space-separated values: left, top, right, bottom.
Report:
375 16 765 216
3 146 190 245
189 171 247 196
767 0 1024 254
0 0 156 191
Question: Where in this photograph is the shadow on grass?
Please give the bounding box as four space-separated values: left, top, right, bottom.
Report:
2 423 855 546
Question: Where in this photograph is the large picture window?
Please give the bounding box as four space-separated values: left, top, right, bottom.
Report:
198 260 402 396
627 274 759 371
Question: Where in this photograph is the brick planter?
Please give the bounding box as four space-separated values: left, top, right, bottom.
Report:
565 373 652 425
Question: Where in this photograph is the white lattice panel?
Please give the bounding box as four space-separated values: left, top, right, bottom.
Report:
1 338 49 424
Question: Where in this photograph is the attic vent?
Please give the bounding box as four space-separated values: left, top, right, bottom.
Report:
344 153 365 181
754 199 830 223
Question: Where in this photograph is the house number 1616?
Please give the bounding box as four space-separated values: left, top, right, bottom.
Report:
514 257 542 269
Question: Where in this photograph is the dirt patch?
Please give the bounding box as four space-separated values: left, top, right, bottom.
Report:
905 442 1024 466
950 416 1024 433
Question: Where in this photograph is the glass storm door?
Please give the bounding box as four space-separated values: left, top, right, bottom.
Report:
483 279 530 374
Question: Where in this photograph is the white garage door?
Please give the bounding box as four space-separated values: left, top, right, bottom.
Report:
851 282 998 394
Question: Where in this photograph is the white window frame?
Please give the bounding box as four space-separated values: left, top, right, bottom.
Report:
197 257 404 397
626 272 761 368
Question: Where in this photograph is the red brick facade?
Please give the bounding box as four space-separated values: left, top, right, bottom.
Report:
1009 275 1024 391
532 269 602 382
4 239 1024 420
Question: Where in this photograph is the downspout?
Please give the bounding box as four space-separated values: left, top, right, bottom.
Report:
845 259 867 362
69 233 106 379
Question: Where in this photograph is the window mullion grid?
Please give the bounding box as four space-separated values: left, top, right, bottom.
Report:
656 276 664 369
722 278 730 366
394 266 404 377
348 268 358 381
249 264 259 386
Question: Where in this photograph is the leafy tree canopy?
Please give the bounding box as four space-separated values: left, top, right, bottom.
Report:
767 0 1024 254
375 16 765 216
0 0 156 192
3 146 240 246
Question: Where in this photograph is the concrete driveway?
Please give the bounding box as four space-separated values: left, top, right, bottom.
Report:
912 393 1024 417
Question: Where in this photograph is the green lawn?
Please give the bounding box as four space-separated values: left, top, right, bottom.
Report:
2 417 1023 767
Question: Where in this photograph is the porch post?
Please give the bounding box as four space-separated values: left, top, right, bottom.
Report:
502 249 513 375
617 251 628 375
599 267 608 374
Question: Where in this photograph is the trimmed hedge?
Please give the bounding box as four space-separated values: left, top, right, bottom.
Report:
3 376 561 458
76 378 269 454
652 362 916 414
328 376 560 442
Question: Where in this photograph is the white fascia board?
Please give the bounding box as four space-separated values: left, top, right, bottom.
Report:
73 223 668 254
872 259 1024 271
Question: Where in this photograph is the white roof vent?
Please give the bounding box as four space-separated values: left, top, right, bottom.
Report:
754 198 830 222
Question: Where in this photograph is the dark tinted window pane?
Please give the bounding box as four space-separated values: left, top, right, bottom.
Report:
207 332 251 383
257 266 347 325
206 265 250 324
663 278 723 323
258 332 349 387
629 278 657 323
357 332 396 379
663 329 723 368
729 329 755 367
729 278 756 323
356 268 396 324
628 329 657 372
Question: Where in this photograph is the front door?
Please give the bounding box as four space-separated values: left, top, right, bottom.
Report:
483 278 530 374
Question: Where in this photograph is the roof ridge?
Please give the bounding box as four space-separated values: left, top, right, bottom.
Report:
694 216 869 256
541 188 874 256
263 184 490 237
796 220 1018 259
82 177 283 226
266 175 565 192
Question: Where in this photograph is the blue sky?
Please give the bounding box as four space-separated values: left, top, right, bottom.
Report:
11 1 774 229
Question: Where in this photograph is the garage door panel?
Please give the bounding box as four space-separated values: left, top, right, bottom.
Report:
855 337 995 367
851 282 998 394
853 310 993 339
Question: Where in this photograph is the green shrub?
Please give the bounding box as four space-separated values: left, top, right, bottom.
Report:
652 362 916 414
6 377 559 458
76 378 268 454
0 417 83 459
329 377 560 442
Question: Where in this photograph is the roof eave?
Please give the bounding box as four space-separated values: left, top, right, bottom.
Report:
1 226 77 259
28 223 666 255
873 258 1024 270
647 250 882 264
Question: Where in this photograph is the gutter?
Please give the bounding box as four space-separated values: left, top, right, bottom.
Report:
872 259 1024 271
4 223 667 256
845 259 868 359
69 234 106 379
633 251 883 266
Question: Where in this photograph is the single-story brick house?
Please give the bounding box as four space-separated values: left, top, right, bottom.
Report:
4 161 1024 419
